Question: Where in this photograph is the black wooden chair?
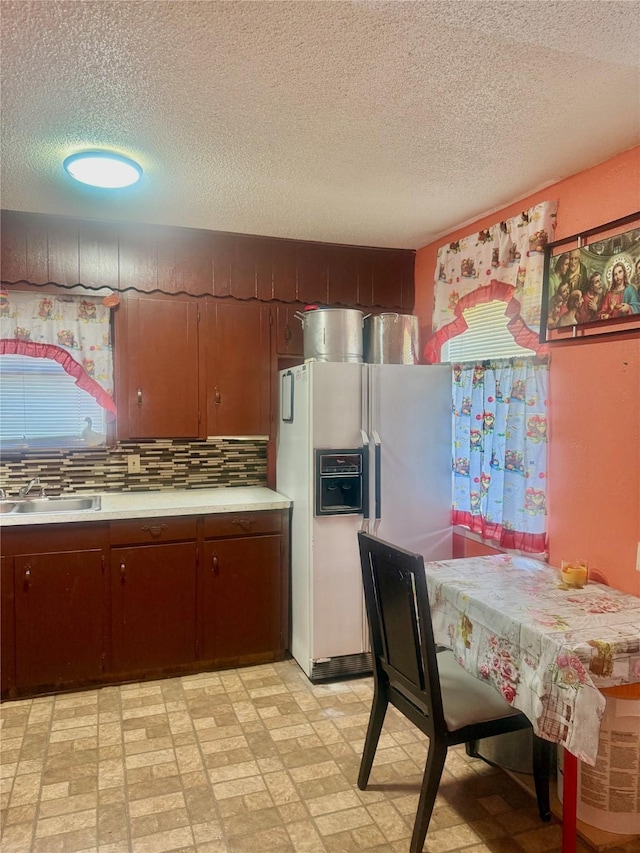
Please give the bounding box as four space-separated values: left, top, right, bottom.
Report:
357 532 551 853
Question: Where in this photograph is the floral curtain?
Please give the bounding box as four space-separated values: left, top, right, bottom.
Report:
425 200 557 363
0 288 116 415
452 356 549 554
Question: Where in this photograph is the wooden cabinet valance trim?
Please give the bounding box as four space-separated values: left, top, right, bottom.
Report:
1 209 414 310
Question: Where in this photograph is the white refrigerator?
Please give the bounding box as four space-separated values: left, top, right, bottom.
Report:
276 361 452 681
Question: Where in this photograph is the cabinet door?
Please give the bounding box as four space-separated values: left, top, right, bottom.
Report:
272 240 297 303
371 249 407 309
328 245 359 307
204 300 271 435
111 542 196 674
119 293 201 438
297 243 328 305
1 555 14 696
201 536 282 661
14 550 103 689
0 210 49 284
79 220 119 290
275 303 304 357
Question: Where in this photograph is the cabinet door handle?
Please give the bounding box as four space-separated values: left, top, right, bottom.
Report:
24 565 32 588
211 554 219 576
140 523 167 537
284 324 292 344
137 387 143 407
214 387 221 405
232 517 255 531
120 561 126 582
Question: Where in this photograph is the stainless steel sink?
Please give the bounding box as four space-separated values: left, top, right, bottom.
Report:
0 500 18 514
5 495 102 514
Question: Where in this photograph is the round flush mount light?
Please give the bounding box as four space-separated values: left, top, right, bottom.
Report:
63 151 143 188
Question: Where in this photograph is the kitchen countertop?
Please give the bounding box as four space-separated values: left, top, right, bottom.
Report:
0 486 291 527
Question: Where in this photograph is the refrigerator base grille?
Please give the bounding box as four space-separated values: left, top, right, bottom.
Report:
310 652 372 682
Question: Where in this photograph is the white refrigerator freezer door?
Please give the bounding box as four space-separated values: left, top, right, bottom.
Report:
276 363 369 677
369 364 452 559
276 366 313 675
310 362 366 448
309 363 368 663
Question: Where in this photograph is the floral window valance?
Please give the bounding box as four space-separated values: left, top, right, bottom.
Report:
425 200 558 363
0 288 116 416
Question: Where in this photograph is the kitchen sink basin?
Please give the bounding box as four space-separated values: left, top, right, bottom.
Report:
5 495 102 514
0 500 18 514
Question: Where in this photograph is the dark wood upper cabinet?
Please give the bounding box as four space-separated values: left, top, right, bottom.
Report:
272 240 297 302
203 299 271 436
211 233 232 297
1 210 412 309
400 250 415 311
275 302 305 356
371 250 400 309
118 292 201 439
1 210 29 283
26 216 50 285
156 226 177 294
119 223 159 292
297 242 328 305
47 217 80 287
155 227 213 296
174 229 213 295
371 249 415 310
79 220 119 290
230 234 257 300
254 237 273 301
228 234 274 301
328 245 359 306
356 248 374 307
0 211 48 284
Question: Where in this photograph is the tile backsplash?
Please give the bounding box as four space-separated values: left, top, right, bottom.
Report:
0 438 268 496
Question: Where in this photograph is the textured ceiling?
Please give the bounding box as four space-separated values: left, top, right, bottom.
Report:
1 1 639 250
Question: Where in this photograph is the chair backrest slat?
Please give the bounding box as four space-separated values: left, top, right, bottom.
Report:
358 532 445 730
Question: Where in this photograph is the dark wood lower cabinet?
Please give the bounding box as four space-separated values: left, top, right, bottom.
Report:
0 509 289 699
14 550 104 690
202 535 282 663
0 555 13 696
110 542 197 675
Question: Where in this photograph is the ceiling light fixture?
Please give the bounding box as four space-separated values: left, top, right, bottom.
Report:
63 151 143 188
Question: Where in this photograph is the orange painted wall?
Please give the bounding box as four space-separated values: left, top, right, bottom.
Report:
415 146 640 595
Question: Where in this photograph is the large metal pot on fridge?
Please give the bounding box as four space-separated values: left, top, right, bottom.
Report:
295 307 366 363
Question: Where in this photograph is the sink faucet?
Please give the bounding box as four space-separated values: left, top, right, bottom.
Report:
19 477 45 498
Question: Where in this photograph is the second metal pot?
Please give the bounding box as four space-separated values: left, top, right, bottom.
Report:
364 313 420 364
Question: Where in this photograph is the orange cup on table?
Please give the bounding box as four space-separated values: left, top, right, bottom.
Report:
561 558 588 588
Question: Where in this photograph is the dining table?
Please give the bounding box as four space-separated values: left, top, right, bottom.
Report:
421 552 640 853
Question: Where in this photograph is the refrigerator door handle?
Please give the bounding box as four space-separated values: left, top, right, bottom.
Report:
372 429 381 534
360 442 370 531
281 371 294 422
360 378 370 532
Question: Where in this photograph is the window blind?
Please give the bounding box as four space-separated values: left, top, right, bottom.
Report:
441 300 536 363
0 355 106 448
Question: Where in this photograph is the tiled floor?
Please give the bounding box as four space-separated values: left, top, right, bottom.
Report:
1 660 638 853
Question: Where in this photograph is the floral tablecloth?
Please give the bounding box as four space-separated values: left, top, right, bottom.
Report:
423 554 640 765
